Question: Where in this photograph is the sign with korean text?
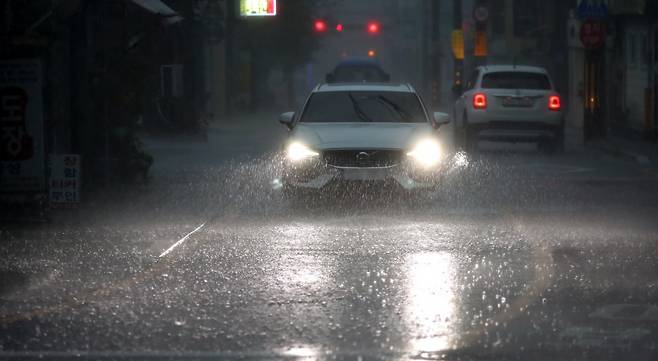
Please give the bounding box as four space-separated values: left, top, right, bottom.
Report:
49 154 80 204
580 20 606 49
0 59 45 193
240 0 276 17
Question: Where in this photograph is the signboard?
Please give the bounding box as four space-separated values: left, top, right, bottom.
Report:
473 6 489 23
474 31 488 57
580 20 606 49
240 0 276 17
451 30 465 60
577 0 609 19
0 59 45 194
49 154 81 204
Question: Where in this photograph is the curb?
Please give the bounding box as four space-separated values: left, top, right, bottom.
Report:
588 142 651 165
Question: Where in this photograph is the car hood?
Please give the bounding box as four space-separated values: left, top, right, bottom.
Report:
289 123 437 150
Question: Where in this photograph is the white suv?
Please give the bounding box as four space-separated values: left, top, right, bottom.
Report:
453 65 564 153
278 83 451 194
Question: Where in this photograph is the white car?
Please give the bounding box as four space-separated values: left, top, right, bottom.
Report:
453 65 564 153
278 83 450 194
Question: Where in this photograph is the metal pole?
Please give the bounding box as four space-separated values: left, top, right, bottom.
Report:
452 0 463 101
225 0 235 117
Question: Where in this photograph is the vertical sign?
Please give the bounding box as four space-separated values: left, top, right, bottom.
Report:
0 59 45 194
240 0 276 17
451 30 465 60
474 31 488 57
49 154 81 204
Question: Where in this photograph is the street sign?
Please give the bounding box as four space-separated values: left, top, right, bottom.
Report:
474 30 488 56
577 0 609 20
240 0 276 17
0 59 45 194
473 6 489 23
49 154 81 204
451 30 465 60
580 20 606 49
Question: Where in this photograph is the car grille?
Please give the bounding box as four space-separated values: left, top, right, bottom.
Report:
323 150 403 168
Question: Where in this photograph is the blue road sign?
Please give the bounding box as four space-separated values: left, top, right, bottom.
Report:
577 0 609 20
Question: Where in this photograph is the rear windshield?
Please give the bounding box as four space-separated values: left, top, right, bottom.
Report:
301 91 426 123
481 72 551 90
333 66 387 82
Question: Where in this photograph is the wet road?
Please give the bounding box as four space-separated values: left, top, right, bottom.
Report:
1 114 658 360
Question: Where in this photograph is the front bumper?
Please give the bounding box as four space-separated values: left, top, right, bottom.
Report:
283 162 442 191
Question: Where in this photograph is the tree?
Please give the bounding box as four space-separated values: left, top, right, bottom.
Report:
240 0 323 108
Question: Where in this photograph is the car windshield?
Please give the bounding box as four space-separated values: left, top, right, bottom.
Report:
300 91 426 123
481 71 552 90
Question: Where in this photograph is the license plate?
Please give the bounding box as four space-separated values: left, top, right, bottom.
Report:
503 97 533 107
342 168 388 181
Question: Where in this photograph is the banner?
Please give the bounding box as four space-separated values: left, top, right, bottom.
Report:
0 59 45 193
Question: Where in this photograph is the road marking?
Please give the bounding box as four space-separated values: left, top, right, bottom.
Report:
159 222 206 258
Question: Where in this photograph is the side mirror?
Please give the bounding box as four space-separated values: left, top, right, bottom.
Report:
325 73 335 83
279 111 295 129
432 112 450 129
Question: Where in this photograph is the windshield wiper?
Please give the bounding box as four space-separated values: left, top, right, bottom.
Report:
348 92 374 122
377 95 411 122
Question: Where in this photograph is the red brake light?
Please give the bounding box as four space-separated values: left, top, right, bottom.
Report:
473 93 487 109
549 95 561 111
314 20 327 33
367 21 380 35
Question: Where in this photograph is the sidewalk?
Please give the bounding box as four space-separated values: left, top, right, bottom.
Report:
588 136 658 166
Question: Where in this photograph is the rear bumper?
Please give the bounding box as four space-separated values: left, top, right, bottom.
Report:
469 119 563 142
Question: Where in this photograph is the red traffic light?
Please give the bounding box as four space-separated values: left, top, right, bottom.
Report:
367 21 380 35
314 20 327 32
336 23 343 32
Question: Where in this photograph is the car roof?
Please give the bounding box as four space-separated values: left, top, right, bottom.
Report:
335 57 382 68
477 65 549 74
314 83 414 93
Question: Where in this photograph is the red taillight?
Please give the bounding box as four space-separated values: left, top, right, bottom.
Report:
473 93 487 109
314 20 327 32
549 95 561 111
367 21 380 35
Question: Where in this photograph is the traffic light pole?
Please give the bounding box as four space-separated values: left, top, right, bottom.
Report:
452 0 463 101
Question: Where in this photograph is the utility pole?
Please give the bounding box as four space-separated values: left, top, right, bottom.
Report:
430 0 440 110
421 0 430 105
452 0 463 101
225 0 235 117
473 0 489 67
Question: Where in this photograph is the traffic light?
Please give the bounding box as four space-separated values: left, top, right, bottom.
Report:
366 21 380 35
335 23 343 32
314 20 327 33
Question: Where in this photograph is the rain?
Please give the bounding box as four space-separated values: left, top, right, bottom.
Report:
1 1 658 361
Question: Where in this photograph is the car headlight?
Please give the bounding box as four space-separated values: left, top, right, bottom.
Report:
286 142 319 162
407 139 443 168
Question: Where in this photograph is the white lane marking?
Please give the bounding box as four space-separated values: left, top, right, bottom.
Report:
159 223 206 258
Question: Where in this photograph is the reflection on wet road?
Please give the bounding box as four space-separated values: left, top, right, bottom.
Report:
1 123 658 360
